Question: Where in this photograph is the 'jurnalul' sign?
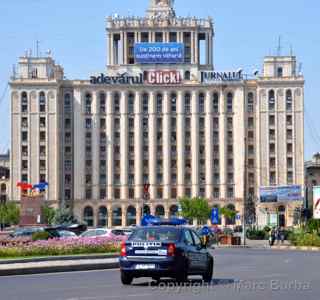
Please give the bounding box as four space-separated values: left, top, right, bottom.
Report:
201 70 243 83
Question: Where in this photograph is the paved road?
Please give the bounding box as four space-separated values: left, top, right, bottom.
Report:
0 249 319 300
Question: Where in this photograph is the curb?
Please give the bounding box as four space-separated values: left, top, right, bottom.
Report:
0 254 118 265
271 246 320 252
0 260 119 276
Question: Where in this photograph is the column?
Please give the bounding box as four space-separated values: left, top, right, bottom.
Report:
206 32 209 65
195 31 199 65
205 90 213 199
191 31 195 64
108 33 112 65
120 91 128 201
149 92 157 200
208 32 213 66
163 91 171 202
177 91 185 197
121 204 126 227
134 91 143 200
219 89 226 200
107 203 112 227
191 91 199 197
92 91 100 201
106 91 114 202
136 204 141 226
123 32 128 64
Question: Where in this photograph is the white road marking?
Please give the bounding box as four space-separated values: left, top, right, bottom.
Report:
0 268 119 278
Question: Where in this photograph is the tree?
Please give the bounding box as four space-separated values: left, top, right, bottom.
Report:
179 197 211 225
41 205 56 225
219 206 237 220
0 202 20 229
53 207 78 225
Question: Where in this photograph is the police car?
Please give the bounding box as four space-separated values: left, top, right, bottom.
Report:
119 219 214 285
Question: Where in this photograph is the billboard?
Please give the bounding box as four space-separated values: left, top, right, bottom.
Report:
259 185 302 203
313 186 320 219
134 43 184 64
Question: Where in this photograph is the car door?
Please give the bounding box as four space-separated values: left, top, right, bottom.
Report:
190 230 209 271
182 229 198 272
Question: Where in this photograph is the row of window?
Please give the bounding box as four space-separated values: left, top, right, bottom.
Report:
268 90 294 111
21 91 46 113
83 91 236 114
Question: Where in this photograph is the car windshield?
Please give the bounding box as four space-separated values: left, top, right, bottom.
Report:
129 227 180 242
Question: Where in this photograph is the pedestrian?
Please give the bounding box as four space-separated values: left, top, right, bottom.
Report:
269 228 276 246
280 227 285 244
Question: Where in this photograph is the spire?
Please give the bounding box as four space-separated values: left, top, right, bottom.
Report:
146 0 176 18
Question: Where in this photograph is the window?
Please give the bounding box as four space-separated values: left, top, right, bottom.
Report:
39 92 46 112
277 67 283 78
247 92 254 113
286 90 293 111
287 171 293 184
141 32 149 42
22 131 28 142
248 117 254 129
268 90 275 111
184 93 191 114
85 118 92 129
21 92 28 113
185 230 196 244
287 129 293 140
287 143 293 154
213 93 219 113
269 115 275 126
128 93 135 114
269 143 275 155
286 115 292 126
155 32 163 42
64 93 71 110
199 93 205 114
39 160 46 171
171 93 177 113
227 187 234 198
99 92 106 113
22 145 28 156
114 92 120 113
191 230 202 247
142 93 148 114
169 32 177 42
184 71 191 80
83 206 94 226
270 157 276 168
22 160 28 170
270 172 276 185
287 157 293 169
85 93 92 114
227 92 233 113
156 93 163 114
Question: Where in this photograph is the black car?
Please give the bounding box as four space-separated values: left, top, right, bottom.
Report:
119 226 214 285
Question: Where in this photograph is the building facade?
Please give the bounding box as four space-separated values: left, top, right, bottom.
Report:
9 0 304 227
0 152 10 204
305 153 320 211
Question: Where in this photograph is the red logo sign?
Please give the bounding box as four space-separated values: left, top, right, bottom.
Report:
144 70 182 85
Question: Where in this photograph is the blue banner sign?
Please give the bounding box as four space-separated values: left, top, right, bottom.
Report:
211 208 220 225
134 43 184 64
259 185 302 203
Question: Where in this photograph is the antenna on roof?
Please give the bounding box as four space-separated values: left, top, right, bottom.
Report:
277 36 282 56
36 40 40 57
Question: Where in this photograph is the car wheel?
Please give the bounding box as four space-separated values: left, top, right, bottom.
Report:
121 271 133 285
202 260 213 283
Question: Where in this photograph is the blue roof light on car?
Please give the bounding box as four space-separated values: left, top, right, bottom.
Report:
141 215 187 226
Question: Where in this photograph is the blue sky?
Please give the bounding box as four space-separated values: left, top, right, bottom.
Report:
0 0 319 159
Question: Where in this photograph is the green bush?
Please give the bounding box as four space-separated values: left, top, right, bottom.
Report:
32 231 50 241
289 230 320 247
246 228 268 240
306 219 320 234
263 226 271 233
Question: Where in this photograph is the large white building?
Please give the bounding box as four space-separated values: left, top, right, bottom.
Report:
9 0 304 227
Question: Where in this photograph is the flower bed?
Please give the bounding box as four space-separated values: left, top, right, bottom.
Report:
0 237 122 258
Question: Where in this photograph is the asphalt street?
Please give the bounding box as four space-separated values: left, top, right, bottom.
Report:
0 249 319 300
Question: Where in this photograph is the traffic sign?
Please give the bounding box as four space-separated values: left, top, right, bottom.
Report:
236 214 241 221
211 208 219 225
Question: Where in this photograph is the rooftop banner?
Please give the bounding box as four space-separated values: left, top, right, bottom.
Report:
259 185 302 203
201 70 243 83
134 43 184 64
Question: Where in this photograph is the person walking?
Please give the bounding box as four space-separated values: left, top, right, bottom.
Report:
269 228 276 246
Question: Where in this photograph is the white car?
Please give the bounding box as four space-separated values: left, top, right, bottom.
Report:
80 228 111 238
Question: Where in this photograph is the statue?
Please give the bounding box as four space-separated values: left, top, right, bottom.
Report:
155 0 173 7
